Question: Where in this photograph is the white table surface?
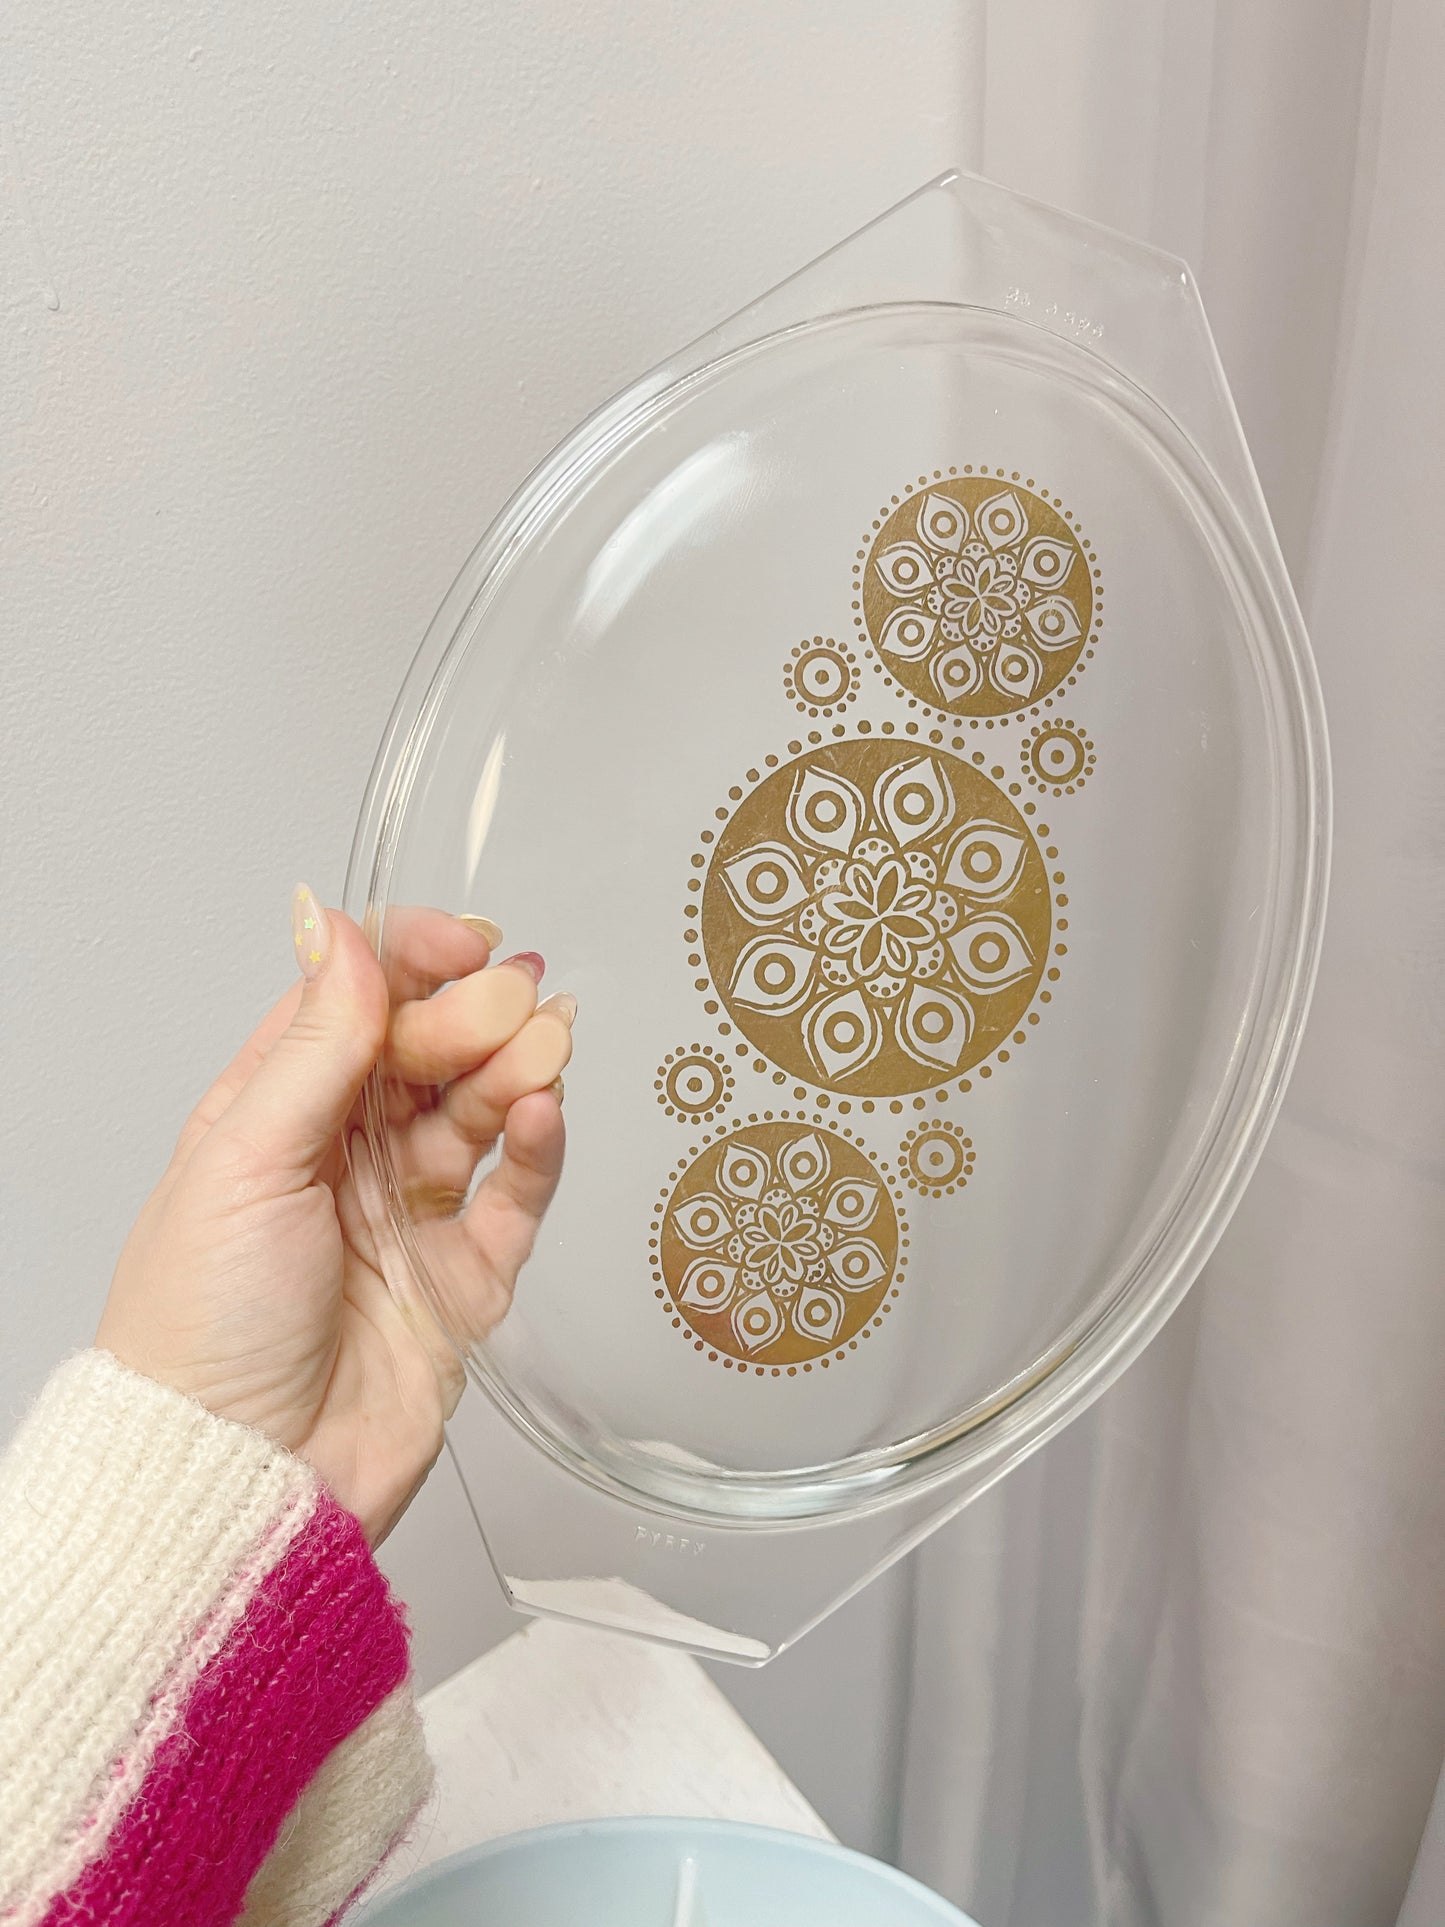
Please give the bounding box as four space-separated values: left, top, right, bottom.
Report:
378 1615 832 1891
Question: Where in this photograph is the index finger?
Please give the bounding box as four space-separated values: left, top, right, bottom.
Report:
378 905 501 1000
387 958 542 1086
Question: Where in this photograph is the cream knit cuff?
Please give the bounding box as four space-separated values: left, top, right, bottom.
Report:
0 1350 430 1927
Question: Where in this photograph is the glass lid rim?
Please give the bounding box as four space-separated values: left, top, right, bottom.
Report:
347 297 1331 1528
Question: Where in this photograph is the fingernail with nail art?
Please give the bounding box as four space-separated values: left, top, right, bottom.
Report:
292 884 330 981
537 991 577 1027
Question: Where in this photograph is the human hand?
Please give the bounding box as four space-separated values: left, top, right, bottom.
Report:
97 889 574 1545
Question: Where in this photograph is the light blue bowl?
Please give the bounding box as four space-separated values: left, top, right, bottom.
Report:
358 1817 979 1926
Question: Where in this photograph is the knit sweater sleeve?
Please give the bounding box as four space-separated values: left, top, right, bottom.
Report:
0 1351 433 1927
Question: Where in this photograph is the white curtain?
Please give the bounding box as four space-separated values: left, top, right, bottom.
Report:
897 3 1445 1922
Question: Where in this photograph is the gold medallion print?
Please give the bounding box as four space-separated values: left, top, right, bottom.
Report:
1023 718 1096 796
656 1043 734 1123
695 739 1055 1096
857 473 1096 717
899 1119 975 1197
654 1118 905 1369
783 635 859 718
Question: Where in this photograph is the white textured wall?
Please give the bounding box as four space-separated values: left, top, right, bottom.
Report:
1 1 969 1853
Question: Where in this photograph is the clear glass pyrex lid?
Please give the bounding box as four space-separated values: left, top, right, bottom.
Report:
347 173 1329 1558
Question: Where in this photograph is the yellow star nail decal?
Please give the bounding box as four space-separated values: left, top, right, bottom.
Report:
308 950 322 965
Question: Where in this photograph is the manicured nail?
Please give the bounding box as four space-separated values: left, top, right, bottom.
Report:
550 1075 565 1105
537 990 577 1027
292 884 330 981
456 914 503 948
500 951 545 984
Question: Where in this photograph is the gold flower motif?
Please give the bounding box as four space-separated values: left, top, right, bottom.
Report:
930 548 1027 646
699 739 1053 1095
859 476 1095 716
814 853 945 988
729 1190 832 1297
657 1121 903 1366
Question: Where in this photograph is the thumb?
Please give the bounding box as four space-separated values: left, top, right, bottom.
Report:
210 887 389 1185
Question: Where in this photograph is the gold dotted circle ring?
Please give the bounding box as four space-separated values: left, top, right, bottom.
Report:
899 1119 975 1196
1023 719 1096 795
656 1045 734 1123
783 636 859 718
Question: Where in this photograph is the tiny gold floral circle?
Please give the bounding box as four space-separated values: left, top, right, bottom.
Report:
1023 719 1096 795
656 1045 734 1123
899 1119 975 1196
655 1118 905 1367
784 636 859 717
858 476 1096 718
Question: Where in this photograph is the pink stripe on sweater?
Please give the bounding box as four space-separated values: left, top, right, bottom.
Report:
41 1493 409 1927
